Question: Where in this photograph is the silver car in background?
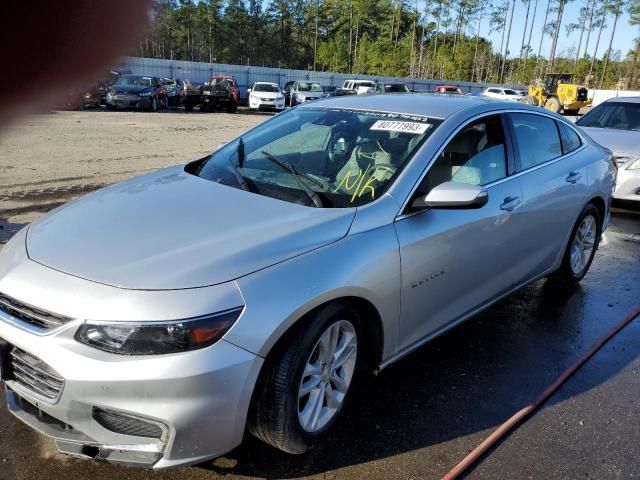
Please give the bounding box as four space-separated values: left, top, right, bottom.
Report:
0 95 616 469
576 97 640 204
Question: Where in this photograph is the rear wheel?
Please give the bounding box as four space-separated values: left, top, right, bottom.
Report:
248 304 361 454
544 96 561 113
522 95 538 106
184 102 194 112
550 204 600 284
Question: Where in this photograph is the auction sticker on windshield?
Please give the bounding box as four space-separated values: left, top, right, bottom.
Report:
371 120 431 134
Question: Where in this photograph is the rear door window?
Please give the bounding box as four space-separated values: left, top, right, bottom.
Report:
557 122 582 154
510 113 562 171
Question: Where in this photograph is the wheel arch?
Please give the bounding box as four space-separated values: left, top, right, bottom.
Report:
261 295 385 374
586 195 606 228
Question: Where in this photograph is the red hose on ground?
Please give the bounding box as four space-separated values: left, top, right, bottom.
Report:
442 306 640 480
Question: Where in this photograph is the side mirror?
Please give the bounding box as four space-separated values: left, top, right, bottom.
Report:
247 88 252 93
411 181 488 210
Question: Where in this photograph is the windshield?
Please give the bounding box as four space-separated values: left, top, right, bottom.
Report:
576 102 640 131
195 107 442 208
355 81 375 88
385 84 410 93
254 84 280 92
116 76 153 87
503 89 517 95
298 82 322 92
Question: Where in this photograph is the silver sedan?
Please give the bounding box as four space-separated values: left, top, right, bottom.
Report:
576 96 640 204
0 95 616 469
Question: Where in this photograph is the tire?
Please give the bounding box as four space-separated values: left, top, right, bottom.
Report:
248 304 362 454
149 96 158 112
550 203 600 284
522 95 538 106
227 100 238 113
106 103 116 111
185 103 194 112
544 96 561 113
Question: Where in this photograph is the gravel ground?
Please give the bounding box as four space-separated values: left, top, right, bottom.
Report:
0 108 268 242
0 108 639 480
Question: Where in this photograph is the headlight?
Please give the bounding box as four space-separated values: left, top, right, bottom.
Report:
138 90 153 97
75 307 243 355
628 158 640 170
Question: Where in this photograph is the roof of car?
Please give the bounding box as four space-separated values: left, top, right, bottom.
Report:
254 82 278 85
603 96 640 104
301 93 529 119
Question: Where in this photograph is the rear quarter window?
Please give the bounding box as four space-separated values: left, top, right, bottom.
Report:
557 121 582 154
511 113 562 171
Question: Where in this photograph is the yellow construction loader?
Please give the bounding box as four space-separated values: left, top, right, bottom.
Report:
523 73 592 115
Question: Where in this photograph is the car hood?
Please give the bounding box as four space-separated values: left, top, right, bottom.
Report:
110 85 151 95
26 166 356 290
579 126 640 156
253 91 281 99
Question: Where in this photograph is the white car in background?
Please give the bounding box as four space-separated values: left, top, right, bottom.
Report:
576 97 640 204
482 87 522 102
342 79 376 95
248 82 285 111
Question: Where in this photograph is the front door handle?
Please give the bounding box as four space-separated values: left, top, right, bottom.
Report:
566 171 582 184
500 196 522 212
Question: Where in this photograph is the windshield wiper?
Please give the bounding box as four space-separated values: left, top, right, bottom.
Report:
261 150 324 208
229 137 250 192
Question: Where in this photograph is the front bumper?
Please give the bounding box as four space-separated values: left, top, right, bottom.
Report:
0 237 263 469
249 97 285 110
0 327 262 469
106 94 151 110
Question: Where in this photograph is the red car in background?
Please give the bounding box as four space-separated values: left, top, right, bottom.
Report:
435 85 464 94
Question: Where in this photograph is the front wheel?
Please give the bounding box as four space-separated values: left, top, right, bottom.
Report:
149 96 158 112
544 96 561 113
248 305 361 454
550 203 600 284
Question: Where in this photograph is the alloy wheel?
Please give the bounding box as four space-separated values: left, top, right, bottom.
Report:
297 320 357 433
570 214 597 275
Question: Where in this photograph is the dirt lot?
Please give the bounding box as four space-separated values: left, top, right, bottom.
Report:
0 108 640 480
0 108 267 242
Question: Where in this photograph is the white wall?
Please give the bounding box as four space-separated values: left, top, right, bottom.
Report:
588 89 640 106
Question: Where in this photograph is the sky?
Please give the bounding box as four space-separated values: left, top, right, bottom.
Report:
418 0 638 59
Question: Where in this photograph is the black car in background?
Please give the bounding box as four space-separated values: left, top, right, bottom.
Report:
375 82 411 93
322 85 338 96
161 78 185 107
106 75 167 112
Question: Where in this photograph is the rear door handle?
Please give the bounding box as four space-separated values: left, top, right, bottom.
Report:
500 196 522 212
566 171 582 184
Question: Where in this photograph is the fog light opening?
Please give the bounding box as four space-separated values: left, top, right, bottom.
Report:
81 445 100 458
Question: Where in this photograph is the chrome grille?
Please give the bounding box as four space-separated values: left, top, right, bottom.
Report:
0 292 72 330
10 347 64 400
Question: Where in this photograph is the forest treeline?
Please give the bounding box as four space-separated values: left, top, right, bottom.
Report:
137 0 640 89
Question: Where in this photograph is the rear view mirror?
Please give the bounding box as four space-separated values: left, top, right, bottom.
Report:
411 181 488 210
